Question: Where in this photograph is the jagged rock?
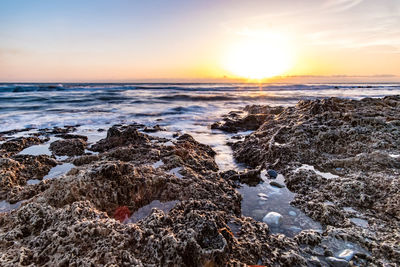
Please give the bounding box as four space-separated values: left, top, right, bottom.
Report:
49 138 87 156
216 96 400 265
55 133 88 141
326 256 349 267
0 155 57 200
227 168 262 185
262 212 283 227
2 95 400 266
270 181 284 188
91 125 150 152
0 136 46 156
267 169 278 178
143 125 165 133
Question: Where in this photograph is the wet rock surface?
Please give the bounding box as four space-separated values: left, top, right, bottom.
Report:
0 124 315 266
0 96 399 266
219 95 400 265
0 155 57 201
0 136 48 157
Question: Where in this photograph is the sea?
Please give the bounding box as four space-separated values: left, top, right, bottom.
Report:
1 82 400 132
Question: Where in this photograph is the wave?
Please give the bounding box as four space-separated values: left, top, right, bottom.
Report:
156 93 308 102
1 83 399 93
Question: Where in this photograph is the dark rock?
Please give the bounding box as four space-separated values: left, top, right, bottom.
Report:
267 169 278 178
49 126 77 134
231 135 243 140
91 125 150 152
325 256 349 267
229 169 262 185
0 136 47 155
143 125 165 133
55 133 88 141
49 138 87 156
0 155 57 199
269 181 284 188
72 154 100 166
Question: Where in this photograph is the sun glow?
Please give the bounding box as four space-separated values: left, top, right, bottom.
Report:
222 33 294 80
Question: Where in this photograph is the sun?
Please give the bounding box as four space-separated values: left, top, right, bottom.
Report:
222 36 294 80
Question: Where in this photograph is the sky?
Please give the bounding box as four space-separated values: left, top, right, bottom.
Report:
0 0 399 82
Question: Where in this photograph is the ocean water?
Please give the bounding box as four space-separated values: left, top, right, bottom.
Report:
1 83 399 133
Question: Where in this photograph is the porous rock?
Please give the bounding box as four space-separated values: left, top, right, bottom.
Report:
49 138 87 156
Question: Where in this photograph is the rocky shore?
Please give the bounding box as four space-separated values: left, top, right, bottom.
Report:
1 96 399 266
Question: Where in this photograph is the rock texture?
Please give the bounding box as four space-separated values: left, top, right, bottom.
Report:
49 138 87 156
0 155 57 201
217 96 400 265
0 124 320 266
0 136 47 157
1 96 399 266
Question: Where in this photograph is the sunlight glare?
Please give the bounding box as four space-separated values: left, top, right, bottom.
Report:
222 33 294 80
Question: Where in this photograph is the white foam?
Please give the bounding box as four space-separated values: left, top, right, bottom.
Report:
295 164 339 179
152 160 164 168
163 141 174 146
168 167 183 178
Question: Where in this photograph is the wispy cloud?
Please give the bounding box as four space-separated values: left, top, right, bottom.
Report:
221 0 400 54
322 0 364 12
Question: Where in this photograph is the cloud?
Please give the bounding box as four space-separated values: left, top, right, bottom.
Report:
322 0 364 12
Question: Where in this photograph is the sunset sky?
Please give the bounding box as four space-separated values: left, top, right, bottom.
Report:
1 0 399 82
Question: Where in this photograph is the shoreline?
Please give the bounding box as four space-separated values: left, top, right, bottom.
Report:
1 95 399 265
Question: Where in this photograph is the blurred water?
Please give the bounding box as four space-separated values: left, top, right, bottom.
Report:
1 82 399 132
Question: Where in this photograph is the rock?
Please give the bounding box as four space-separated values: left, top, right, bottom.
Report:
49 138 87 156
0 123 320 266
337 249 355 261
289 211 296 216
269 181 285 188
294 230 321 246
55 133 88 141
262 212 282 227
0 136 46 155
211 113 269 133
91 125 150 152
267 169 278 179
143 125 165 133
0 155 57 198
113 206 131 223
2 95 399 267
231 134 243 140
257 193 268 198
49 126 77 134
326 256 349 267
72 154 100 166
218 96 400 264
229 169 262 185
